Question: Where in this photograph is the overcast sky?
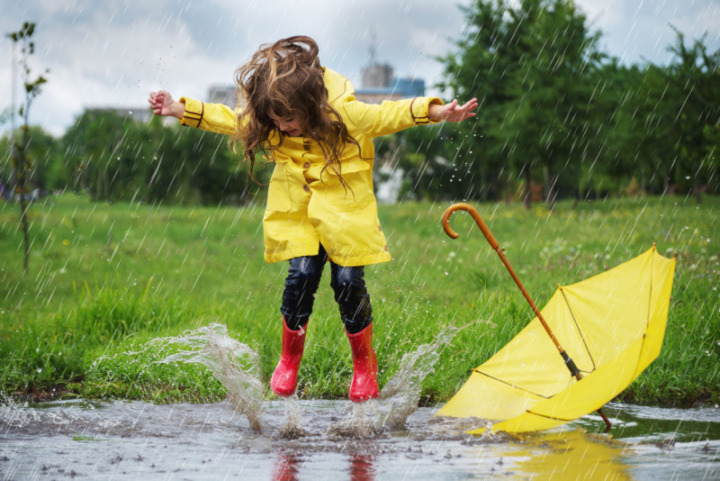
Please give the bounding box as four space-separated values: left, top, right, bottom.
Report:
1 0 719 136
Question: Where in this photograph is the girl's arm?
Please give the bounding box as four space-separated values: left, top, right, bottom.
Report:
339 95 477 139
148 90 238 136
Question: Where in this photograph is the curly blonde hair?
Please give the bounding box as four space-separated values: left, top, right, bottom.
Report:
231 36 360 183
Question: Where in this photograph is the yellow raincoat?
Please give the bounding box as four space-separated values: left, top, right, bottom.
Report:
179 68 442 266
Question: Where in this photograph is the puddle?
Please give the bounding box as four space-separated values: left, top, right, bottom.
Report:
1 323 719 479
1 399 719 480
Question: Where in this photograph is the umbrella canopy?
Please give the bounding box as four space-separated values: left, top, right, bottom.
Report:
435 204 676 434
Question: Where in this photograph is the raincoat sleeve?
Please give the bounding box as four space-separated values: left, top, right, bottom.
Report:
178 96 238 136
337 94 444 139
322 67 444 139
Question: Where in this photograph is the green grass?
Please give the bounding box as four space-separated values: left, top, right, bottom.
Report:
1 193 718 407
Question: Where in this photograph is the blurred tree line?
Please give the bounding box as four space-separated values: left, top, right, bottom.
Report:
379 0 719 207
0 114 268 206
1 0 718 208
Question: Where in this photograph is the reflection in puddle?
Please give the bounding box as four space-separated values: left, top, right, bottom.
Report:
272 453 376 481
273 453 302 481
507 430 635 480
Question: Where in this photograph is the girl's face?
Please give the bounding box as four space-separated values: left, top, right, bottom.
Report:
269 111 304 137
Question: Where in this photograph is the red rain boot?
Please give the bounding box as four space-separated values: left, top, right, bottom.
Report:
346 323 379 402
270 318 307 397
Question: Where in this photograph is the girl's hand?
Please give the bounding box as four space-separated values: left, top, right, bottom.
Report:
148 90 185 119
429 98 478 123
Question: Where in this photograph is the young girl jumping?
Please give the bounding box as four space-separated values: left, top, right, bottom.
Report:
148 36 477 402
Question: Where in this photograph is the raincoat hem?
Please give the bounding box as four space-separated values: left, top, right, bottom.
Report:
264 249 391 267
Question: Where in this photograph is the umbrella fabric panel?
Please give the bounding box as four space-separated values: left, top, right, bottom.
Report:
558 248 675 376
539 290 597 373
559 247 674 375
478 315 577 398
478 336 647 434
436 370 547 420
557 250 653 370
636 251 675 375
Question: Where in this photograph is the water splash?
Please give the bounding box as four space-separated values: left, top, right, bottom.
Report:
277 394 309 439
94 321 463 438
326 325 463 438
327 401 381 438
153 323 265 432
0 394 38 431
376 325 460 429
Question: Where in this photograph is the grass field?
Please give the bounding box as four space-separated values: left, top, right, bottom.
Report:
1 193 718 407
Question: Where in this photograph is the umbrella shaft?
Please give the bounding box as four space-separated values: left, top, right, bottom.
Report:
494 247 569 357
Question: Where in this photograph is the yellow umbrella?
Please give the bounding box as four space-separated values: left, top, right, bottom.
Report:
435 203 676 434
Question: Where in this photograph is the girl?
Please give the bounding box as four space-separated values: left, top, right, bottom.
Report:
148 36 477 402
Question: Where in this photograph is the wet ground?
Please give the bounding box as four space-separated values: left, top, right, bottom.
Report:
1 398 719 480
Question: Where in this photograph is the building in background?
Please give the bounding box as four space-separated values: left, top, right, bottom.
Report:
203 62 426 107
355 62 425 104
355 46 427 204
354 38 425 103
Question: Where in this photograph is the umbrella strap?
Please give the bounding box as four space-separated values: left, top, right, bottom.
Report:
560 350 582 380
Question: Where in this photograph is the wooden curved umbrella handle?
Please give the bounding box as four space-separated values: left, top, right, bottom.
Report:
442 202 558 348
442 202 500 250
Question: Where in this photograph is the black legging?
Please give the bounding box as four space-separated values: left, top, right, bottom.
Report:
280 245 373 334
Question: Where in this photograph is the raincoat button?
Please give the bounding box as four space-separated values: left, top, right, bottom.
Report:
303 184 310 192
303 162 310 169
